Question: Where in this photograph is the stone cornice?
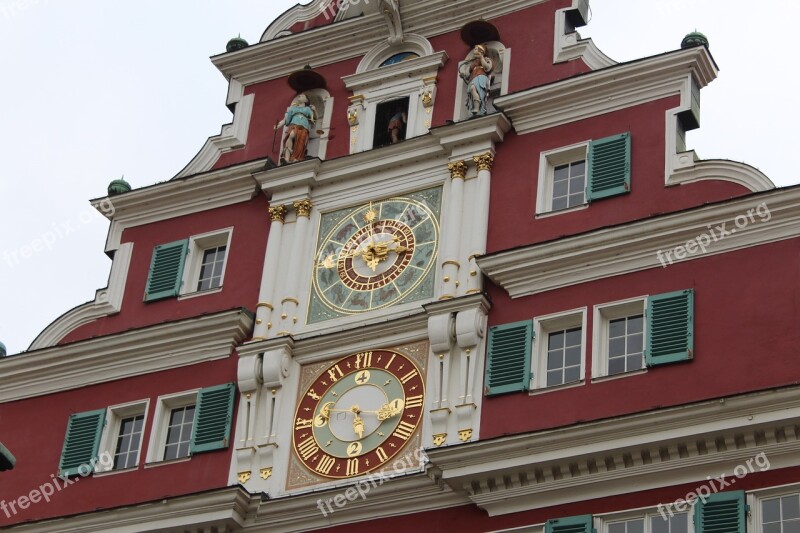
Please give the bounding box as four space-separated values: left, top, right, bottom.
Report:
92 160 262 252
212 0 547 86
342 52 449 93
477 186 800 299
427 385 800 516
0 309 254 403
494 46 718 135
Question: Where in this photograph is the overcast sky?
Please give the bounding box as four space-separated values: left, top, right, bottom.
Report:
0 0 797 356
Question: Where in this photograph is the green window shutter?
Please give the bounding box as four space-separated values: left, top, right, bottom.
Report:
646 289 694 367
58 409 106 477
485 320 533 396
587 132 631 201
191 383 236 454
145 239 189 302
545 515 594 533
694 491 745 533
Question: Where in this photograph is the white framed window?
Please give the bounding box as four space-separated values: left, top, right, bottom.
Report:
536 142 589 216
181 228 233 296
532 308 587 390
592 296 647 380
600 510 691 533
146 390 198 464
96 399 149 473
751 486 800 533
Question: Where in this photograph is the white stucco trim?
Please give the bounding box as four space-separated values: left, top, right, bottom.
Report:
175 93 255 179
261 0 332 42
478 186 800 299
356 33 435 74
553 0 615 69
1 309 253 403
29 242 134 350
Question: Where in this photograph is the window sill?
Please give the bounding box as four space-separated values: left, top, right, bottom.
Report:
535 204 588 219
591 368 647 384
94 465 139 477
144 456 192 469
528 380 585 396
178 287 223 301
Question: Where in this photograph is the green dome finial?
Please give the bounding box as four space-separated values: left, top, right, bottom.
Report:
108 176 131 196
226 34 249 53
681 30 709 50
0 342 7 357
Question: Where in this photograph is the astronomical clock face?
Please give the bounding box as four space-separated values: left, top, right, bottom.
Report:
291 349 425 479
308 188 441 323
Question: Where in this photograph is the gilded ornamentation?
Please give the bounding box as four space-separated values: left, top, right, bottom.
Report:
473 152 495 172
459 429 473 442
238 471 252 483
420 86 436 108
448 160 468 180
347 106 359 127
260 467 273 480
269 205 287 223
293 199 313 218
433 433 447 447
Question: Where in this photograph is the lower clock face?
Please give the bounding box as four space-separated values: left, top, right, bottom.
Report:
292 349 425 479
308 188 442 324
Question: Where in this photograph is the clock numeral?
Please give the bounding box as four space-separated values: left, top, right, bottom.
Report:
346 442 363 458
327 365 344 383
297 437 319 461
404 395 423 409
295 418 313 430
346 458 360 476
376 447 389 462
355 370 371 384
384 353 397 370
315 455 336 475
400 369 419 384
307 389 321 401
393 421 416 441
355 351 373 369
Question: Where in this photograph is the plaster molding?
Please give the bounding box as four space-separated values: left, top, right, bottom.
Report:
214 0 546 87
553 0 615 69
92 161 261 253
175 93 255 179
261 0 332 42
477 186 800 298
428 385 800 516
0 309 253 403
29 242 133 350
344 51 448 93
669 157 775 192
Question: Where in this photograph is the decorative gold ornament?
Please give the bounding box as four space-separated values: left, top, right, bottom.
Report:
433 434 447 447
293 199 313 218
260 467 273 480
269 205 288 223
473 152 495 172
282 297 300 305
458 429 473 442
347 107 359 127
257 302 274 310
448 160 468 180
238 471 252 483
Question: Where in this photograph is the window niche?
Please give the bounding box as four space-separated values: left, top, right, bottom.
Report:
454 21 510 122
344 34 446 154
373 97 410 148
274 68 333 166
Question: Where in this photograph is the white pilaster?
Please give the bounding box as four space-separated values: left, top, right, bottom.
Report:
466 152 494 295
441 160 467 299
277 199 313 335
253 205 287 340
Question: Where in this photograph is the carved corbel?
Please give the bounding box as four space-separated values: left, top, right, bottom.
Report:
380 0 403 45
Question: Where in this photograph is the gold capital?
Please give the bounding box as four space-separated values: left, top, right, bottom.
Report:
473 152 495 172
293 199 313 218
269 205 287 223
448 160 468 180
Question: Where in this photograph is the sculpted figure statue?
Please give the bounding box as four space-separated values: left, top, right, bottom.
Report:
275 94 317 164
459 44 494 117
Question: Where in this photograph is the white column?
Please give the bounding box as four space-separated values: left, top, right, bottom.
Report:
441 160 467 300
277 199 313 335
253 205 287 340
466 152 494 295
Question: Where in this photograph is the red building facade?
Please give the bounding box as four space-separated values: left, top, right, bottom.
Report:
2 1 798 532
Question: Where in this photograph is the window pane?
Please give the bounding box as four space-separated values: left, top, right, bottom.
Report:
568 193 584 208
608 524 626 533
785 521 800 533
572 160 585 176
609 318 626 337
763 498 782 523
763 524 781 533
628 315 644 333
651 517 669 533
547 350 563 370
609 357 625 375
548 331 565 349
163 405 195 460
627 333 643 354
113 414 144 470
628 520 644 533
553 179 569 197
785 495 800 520
554 165 570 181
564 346 581 366
565 328 581 347
552 197 569 211
546 370 561 387
627 354 643 371
564 366 580 383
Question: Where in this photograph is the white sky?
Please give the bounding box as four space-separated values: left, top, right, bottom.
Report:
0 0 797 356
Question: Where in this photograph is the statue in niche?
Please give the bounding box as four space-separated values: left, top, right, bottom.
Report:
387 106 408 144
275 93 317 165
459 44 494 117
